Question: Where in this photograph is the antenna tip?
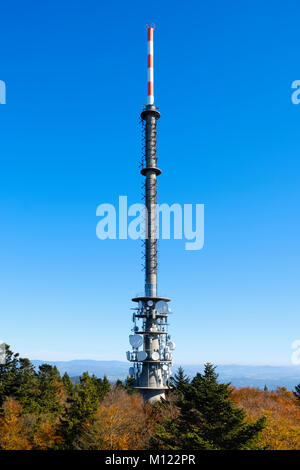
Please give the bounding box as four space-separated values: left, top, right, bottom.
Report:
145 23 156 30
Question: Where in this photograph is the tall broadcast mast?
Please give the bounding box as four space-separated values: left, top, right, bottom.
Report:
126 26 175 403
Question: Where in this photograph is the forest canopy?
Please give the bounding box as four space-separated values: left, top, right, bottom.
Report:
0 346 300 450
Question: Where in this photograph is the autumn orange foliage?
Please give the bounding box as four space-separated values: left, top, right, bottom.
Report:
33 421 62 450
2 382 300 450
0 398 62 450
76 388 176 450
231 387 300 450
0 398 32 450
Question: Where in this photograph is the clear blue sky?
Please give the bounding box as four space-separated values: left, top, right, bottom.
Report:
1 0 299 365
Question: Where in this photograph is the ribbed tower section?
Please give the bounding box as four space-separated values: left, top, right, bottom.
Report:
126 26 175 403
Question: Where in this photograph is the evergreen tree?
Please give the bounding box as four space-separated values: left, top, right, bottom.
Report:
14 358 39 413
62 372 74 397
114 377 136 394
152 363 266 450
0 345 19 405
0 346 39 412
169 367 190 395
115 379 125 389
124 376 137 394
36 364 64 416
95 375 110 400
58 372 102 448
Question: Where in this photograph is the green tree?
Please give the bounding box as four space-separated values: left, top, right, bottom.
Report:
152 363 266 450
115 379 125 389
0 347 40 414
114 376 136 394
58 372 102 448
169 367 190 395
0 345 19 405
36 364 64 416
62 372 74 397
124 376 137 394
14 358 39 413
94 375 110 400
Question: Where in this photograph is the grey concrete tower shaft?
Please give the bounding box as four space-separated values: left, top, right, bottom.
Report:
141 106 161 297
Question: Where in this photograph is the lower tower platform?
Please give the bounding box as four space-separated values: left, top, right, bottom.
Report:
126 296 175 403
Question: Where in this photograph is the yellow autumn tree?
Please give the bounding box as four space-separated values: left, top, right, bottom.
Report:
76 387 158 450
0 398 32 450
33 421 62 450
231 387 300 450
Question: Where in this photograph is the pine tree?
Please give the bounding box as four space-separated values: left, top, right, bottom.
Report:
0 347 39 413
58 372 101 448
152 363 266 450
14 358 39 413
124 376 137 394
36 364 64 416
95 375 110 400
62 372 74 397
0 345 19 405
169 367 190 395
115 379 125 389
114 377 136 394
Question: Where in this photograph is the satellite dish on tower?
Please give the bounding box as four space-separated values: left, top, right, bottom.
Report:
151 351 160 361
162 364 168 371
129 334 143 348
156 300 169 314
168 341 176 350
137 350 147 361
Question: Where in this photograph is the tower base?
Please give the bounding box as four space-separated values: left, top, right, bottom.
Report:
136 388 166 403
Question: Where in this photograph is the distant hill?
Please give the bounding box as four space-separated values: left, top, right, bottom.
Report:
183 364 300 391
31 360 129 383
30 360 300 390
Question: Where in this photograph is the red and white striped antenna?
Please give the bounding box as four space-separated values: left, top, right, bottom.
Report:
146 24 155 106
